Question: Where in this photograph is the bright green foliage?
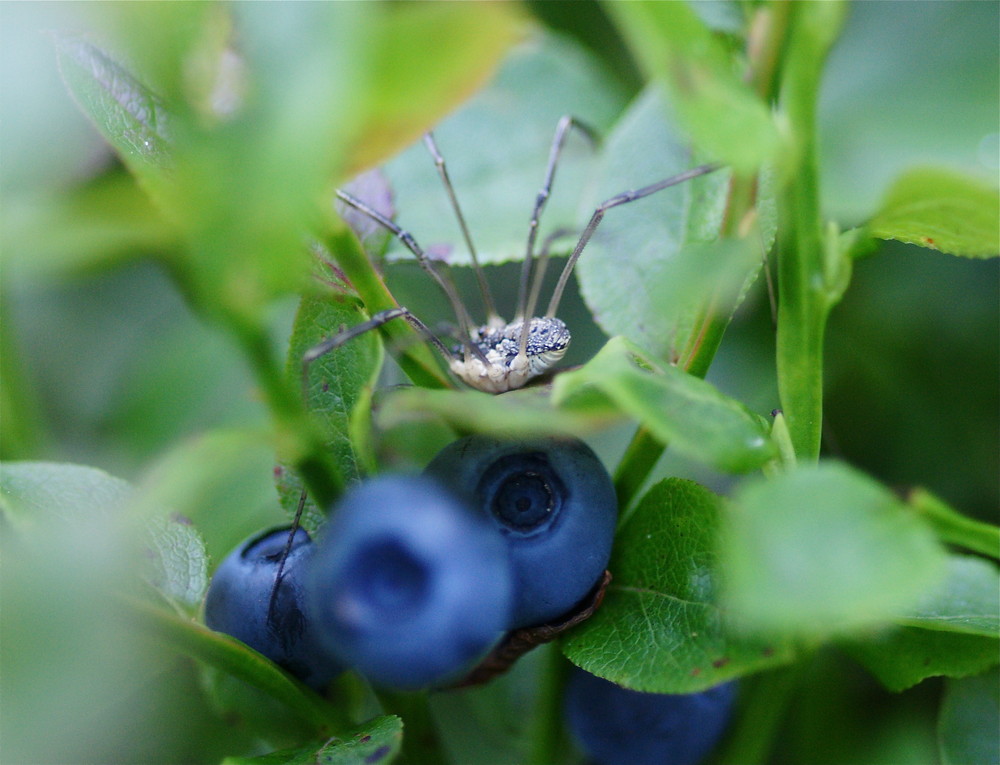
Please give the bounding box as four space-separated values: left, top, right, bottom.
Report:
719 461 948 637
3 1 998 763
606 1 782 173
870 167 1000 258
563 478 795 693
554 337 776 473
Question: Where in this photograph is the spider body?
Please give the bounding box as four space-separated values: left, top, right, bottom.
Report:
452 316 571 393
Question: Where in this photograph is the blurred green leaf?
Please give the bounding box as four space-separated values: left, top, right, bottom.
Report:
376 386 602 441
1 171 176 279
606 2 781 173
719 462 949 637
347 2 526 174
382 34 630 272
134 600 347 735
55 34 175 211
896 554 1000 637
0 460 132 523
562 478 796 693
221 715 403 765
841 554 999 690
819 2 999 223
276 293 383 530
0 462 170 762
939 670 1000 765
869 168 999 258
553 336 775 473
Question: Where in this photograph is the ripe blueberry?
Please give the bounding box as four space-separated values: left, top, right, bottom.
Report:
305 475 512 690
204 526 342 690
425 435 617 628
563 668 737 765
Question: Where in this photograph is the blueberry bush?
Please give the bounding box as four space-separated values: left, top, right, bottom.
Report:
2 3 998 764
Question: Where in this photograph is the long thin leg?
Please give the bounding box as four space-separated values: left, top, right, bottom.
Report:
423 133 500 326
517 116 599 320
545 163 722 319
301 306 474 403
268 489 308 627
335 189 478 361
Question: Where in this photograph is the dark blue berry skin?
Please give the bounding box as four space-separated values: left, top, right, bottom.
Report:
425 435 617 628
563 668 737 765
305 475 512 690
204 526 342 691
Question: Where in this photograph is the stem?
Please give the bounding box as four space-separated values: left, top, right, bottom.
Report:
376 690 446 764
615 4 791 500
908 488 1000 559
712 664 801 765
527 644 571 765
774 3 847 461
325 222 451 391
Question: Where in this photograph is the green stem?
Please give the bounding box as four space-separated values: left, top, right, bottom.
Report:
908 488 1000 559
615 6 788 500
527 644 572 765
376 690 446 764
325 222 451 391
712 664 801 765
774 2 846 462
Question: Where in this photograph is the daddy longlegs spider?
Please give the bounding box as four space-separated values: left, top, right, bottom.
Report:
269 116 720 631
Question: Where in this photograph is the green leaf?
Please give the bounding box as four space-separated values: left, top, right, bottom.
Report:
552 336 776 473
142 514 209 614
606 2 781 173
896 555 1000 637
54 34 175 211
0 460 132 523
844 628 998 694
562 478 796 693
132 600 348 735
382 34 630 272
222 715 403 765
575 87 767 362
376 387 601 440
939 670 1000 765
277 293 383 530
718 462 949 638
869 168 999 258
347 2 525 174
841 555 999 691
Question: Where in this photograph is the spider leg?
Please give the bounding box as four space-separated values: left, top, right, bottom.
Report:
517 116 599 320
424 133 500 327
335 189 478 364
545 163 722 319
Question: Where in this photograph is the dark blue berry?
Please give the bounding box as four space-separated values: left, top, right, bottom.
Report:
425 435 617 628
563 668 737 765
204 526 342 690
305 475 512 690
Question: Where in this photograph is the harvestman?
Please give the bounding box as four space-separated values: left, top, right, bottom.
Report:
269 117 720 621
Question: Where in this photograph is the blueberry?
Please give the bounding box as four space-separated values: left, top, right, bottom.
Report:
305 475 512 690
425 435 617 628
563 668 737 765
204 526 342 690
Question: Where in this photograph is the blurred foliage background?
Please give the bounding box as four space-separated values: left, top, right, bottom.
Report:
1 2 996 763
